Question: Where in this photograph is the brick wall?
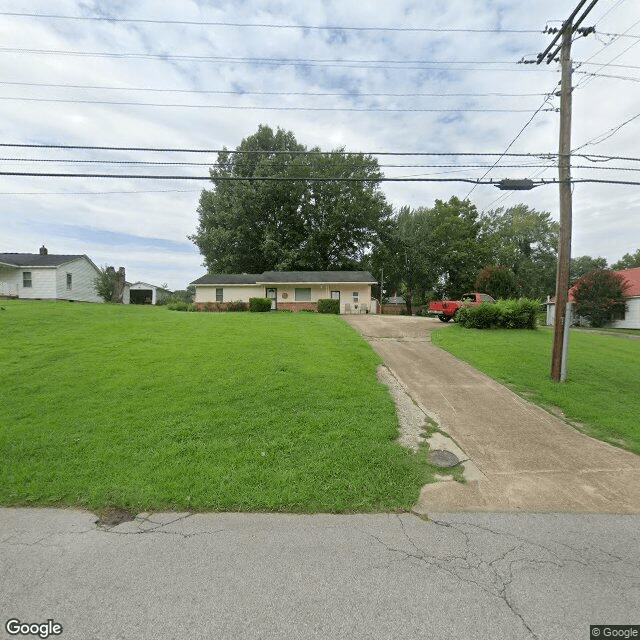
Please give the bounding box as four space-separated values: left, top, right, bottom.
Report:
277 302 318 312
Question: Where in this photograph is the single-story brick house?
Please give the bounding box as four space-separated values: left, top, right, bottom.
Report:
190 271 378 314
0 246 103 303
546 267 640 329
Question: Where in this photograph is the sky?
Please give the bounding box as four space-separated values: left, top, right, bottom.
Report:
1 0 639 290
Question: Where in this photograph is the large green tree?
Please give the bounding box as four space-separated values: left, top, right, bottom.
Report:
570 255 608 285
611 248 640 271
481 204 559 299
190 125 391 273
371 197 490 312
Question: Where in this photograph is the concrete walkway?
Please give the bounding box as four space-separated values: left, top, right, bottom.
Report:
343 315 640 514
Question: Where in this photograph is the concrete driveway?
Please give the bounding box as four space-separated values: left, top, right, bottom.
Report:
343 315 640 514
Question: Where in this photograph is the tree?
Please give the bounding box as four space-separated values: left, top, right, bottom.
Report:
190 124 391 273
611 248 640 271
572 269 630 327
369 197 490 313
481 205 559 299
93 266 125 303
475 265 518 299
570 255 608 285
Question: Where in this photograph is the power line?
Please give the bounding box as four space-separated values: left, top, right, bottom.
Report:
0 96 553 113
0 80 549 99
2 157 638 172
573 110 640 151
2 143 638 162
1 170 638 186
0 12 541 33
0 47 545 73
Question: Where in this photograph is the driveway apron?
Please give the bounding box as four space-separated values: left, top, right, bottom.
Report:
343 315 640 513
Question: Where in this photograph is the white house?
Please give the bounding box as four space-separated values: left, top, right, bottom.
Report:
0 246 103 303
546 267 640 329
191 271 378 314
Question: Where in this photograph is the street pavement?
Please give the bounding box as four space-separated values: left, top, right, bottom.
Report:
1 508 639 640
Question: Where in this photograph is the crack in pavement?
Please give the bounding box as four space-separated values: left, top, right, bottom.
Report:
362 514 640 640
95 512 226 539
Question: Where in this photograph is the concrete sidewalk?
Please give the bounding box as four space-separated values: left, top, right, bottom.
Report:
343 315 640 514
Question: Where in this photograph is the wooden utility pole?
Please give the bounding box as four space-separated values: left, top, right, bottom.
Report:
550 22 574 382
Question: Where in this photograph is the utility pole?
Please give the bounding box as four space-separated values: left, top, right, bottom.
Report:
551 21 574 382
536 0 599 382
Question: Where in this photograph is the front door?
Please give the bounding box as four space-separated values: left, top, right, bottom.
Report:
266 287 277 310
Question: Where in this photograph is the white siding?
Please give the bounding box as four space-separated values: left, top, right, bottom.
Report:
0 267 20 297
195 284 263 303
55 258 103 303
611 297 640 329
19 268 57 299
547 298 640 329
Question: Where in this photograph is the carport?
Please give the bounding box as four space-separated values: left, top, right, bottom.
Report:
125 281 171 305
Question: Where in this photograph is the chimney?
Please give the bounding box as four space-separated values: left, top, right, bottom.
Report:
39 245 48 255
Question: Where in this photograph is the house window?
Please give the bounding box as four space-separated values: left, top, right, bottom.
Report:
66 273 72 290
331 290 340 300
22 272 32 288
216 287 223 302
295 288 311 302
352 291 359 303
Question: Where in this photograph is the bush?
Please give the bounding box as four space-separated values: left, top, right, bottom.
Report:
167 301 190 311
572 269 630 327
249 297 272 312
226 300 248 312
317 298 339 314
457 299 539 329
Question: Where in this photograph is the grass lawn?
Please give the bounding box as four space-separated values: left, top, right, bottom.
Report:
0 301 437 513
432 325 640 455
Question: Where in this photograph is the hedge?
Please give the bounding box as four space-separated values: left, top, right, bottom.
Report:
456 299 540 329
249 297 273 312
317 298 340 314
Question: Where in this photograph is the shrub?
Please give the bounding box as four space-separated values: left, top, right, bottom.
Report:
226 300 248 312
167 301 190 311
317 298 339 314
572 269 630 327
249 297 272 312
475 265 518 299
457 299 539 329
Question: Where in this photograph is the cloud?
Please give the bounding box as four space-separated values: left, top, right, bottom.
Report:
1 0 639 289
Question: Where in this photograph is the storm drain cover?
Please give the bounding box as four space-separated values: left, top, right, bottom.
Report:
428 449 460 468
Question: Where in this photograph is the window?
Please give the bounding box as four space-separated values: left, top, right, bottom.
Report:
295 288 311 302
66 273 72 290
22 272 32 288
352 291 359 303
216 287 223 302
331 290 340 300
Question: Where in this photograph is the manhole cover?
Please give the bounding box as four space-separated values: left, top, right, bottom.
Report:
428 449 460 468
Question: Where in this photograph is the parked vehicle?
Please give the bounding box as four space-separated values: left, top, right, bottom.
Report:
428 292 496 322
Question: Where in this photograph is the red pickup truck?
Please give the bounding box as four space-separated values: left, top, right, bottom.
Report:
428 292 496 322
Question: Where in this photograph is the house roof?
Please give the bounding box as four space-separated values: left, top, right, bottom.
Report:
547 267 640 303
0 253 86 268
191 271 377 286
614 267 640 297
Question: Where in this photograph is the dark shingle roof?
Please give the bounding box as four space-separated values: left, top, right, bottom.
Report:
0 253 84 267
191 271 377 285
190 273 263 285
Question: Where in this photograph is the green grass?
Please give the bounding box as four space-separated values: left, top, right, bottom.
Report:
0 301 438 513
432 325 640 455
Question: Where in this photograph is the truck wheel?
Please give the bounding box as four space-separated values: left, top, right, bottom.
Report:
438 314 451 323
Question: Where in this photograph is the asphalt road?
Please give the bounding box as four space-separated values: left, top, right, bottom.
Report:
1 508 639 640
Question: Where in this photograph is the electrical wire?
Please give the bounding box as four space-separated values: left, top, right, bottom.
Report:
0 96 554 113
0 12 542 33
